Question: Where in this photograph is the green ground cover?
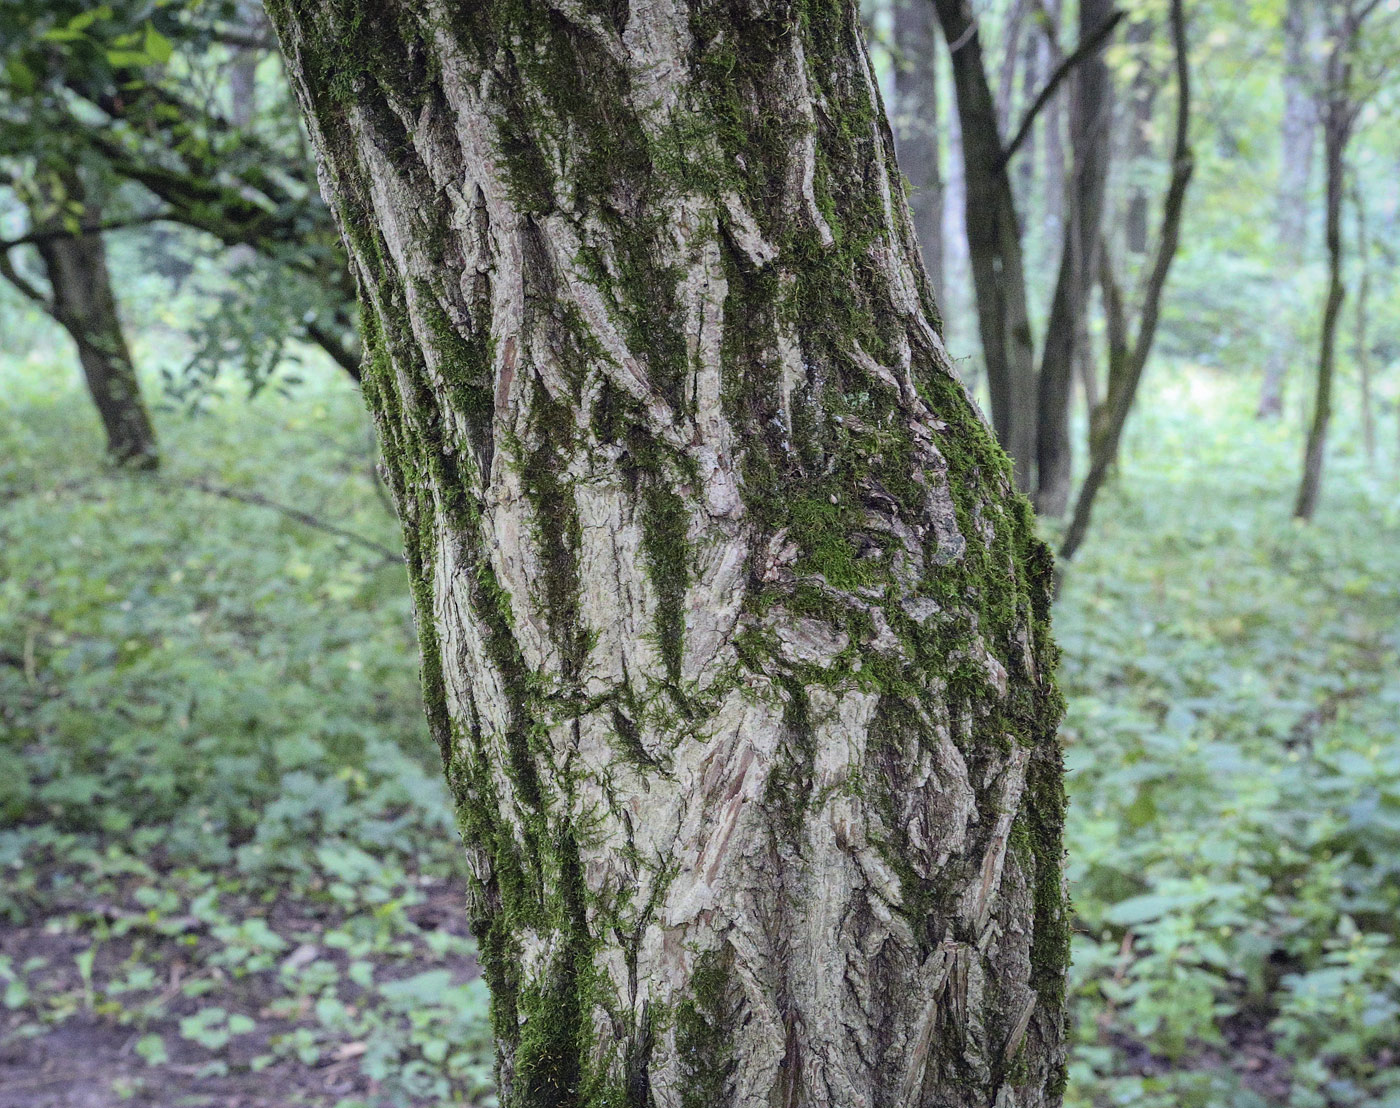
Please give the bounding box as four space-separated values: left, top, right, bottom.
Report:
1 358 1397 1106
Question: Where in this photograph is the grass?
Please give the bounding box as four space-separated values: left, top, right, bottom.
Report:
1 346 1398 1107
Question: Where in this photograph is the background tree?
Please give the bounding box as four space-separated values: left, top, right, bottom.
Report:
932 0 1122 495
891 0 947 313
1257 0 1318 419
1 166 159 468
1294 0 1388 520
1035 0 1116 516
264 0 1068 1103
0 0 362 399
1061 0 1193 563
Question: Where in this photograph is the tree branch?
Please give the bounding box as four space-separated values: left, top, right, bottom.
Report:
165 478 400 562
999 8 1125 167
0 250 51 310
306 321 362 383
0 212 172 252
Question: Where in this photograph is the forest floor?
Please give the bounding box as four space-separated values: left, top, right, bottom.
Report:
2 358 1398 1107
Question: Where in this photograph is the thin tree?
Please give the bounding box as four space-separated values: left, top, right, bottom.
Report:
932 0 1122 491
891 0 947 313
265 1 1068 1103
1294 0 1385 520
1352 175 1375 466
1121 14 1160 256
1060 0 1193 564
1 170 159 469
1258 0 1319 419
1035 0 1115 517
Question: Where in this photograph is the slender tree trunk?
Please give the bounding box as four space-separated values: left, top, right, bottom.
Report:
1034 0 1115 517
891 0 946 314
1039 5 1066 279
1295 86 1349 518
1258 0 1316 419
266 1 1068 1104
1061 0 1192 563
1352 176 1374 466
997 0 1030 135
935 0 1039 490
1014 16 1042 221
1122 16 1158 256
30 177 159 470
942 76 971 346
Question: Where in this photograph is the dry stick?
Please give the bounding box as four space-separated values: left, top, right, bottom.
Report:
1060 0 1192 564
999 8 1126 167
165 477 401 562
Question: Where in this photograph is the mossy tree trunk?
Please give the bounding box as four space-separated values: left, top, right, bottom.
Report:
27 174 159 470
265 1 1066 1104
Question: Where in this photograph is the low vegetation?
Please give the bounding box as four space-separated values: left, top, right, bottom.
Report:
2 355 1396 1106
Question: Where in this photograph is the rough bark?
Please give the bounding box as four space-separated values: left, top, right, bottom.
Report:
1258 0 1317 419
22 176 159 470
265 1 1067 1105
934 0 1039 490
891 0 946 314
1034 0 1115 518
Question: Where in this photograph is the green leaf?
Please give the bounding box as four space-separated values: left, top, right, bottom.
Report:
5 58 37 95
67 5 114 33
144 24 173 65
135 1034 169 1066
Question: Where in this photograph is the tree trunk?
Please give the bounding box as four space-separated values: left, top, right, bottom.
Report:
1061 0 1192 564
1258 0 1316 419
891 0 946 315
31 178 159 470
942 76 971 346
1295 82 1348 519
1013 15 1041 222
997 0 1029 136
1039 4 1066 279
935 0 1039 490
1352 176 1374 466
1122 16 1158 256
266 2 1067 1104
1034 0 1115 518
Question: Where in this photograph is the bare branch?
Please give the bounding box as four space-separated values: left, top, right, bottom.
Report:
165 478 400 562
0 250 51 310
999 8 1126 167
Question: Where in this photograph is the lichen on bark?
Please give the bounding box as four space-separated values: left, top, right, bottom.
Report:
265 0 1069 1103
